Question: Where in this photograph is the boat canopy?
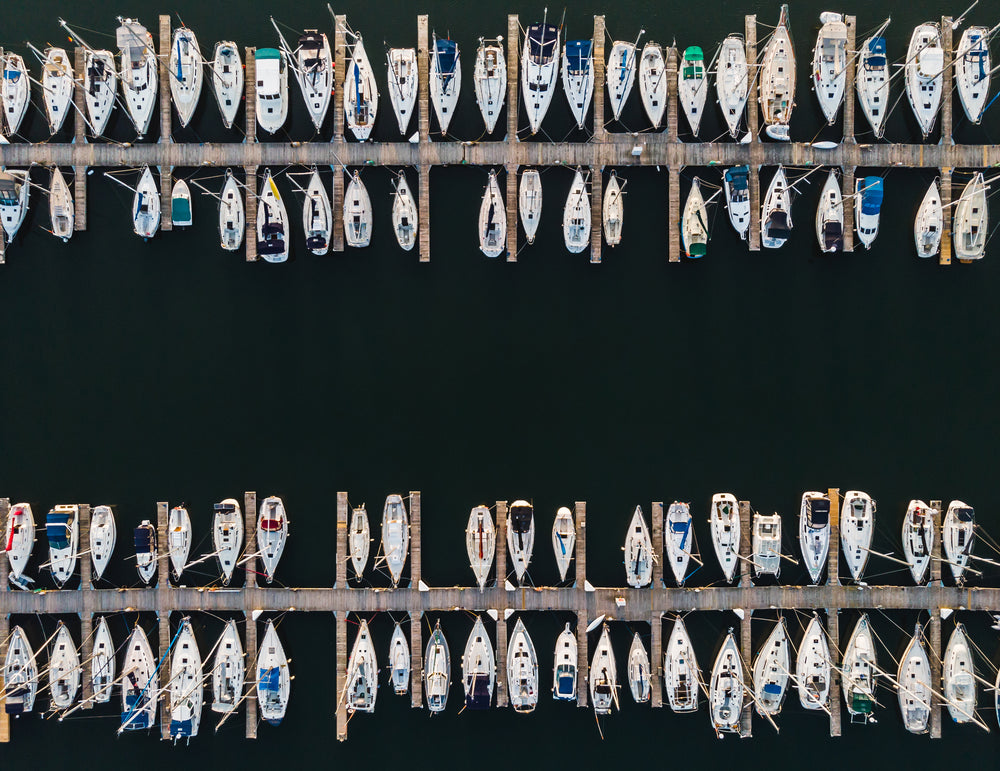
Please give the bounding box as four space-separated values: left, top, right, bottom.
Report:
682 47 704 79
121 692 150 730
259 666 280 692
865 37 887 68
261 518 283 532
860 177 884 215
688 242 707 258
917 48 944 78
808 499 831 526
172 197 191 222
851 692 874 714
0 173 22 205
46 512 71 549
823 221 843 251
170 719 193 737
434 39 458 74
726 166 749 190
527 24 559 64
763 683 782 695
765 211 791 239
555 667 575 697
565 40 592 73
134 526 153 553
955 507 974 522
214 502 236 513
256 48 282 61
510 504 532 532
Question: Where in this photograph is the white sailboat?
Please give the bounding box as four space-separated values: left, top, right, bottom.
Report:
257 169 289 262
796 614 831 710
841 491 874 582
552 623 578 701
522 20 560 134
430 35 461 135
956 26 992 124
345 619 378 714
213 498 244 585
628 633 651 703
391 172 418 251
303 167 332 255
943 623 976 723
344 171 373 248
678 46 708 136
716 35 748 139
257 495 288 584
753 618 790 715
91 616 116 704
257 620 291 726
169 618 203 740
590 625 617 715
856 35 889 138
466 504 496 590
815 169 843 253
1 53 29 137
665 502 693 586
602 172 624 247
4 502 34 581
856 176 884 249
212 620 245 714
219 169 245 251
120 624 156 731
681 177 709 258
842 614 877 721
752 512 781 577
607 41 638 121
39 48 75 135
901 499 935 584
387 48 418 135
664 617 700 713
382 493 410 587
254 48 289 135
116 18 158 138
4 626 38 715
90 504 116 581
475 38 506 134
507 499 535 583
424 620 450 713
507 618 539 713
563 168 590 253
812 13 848 124
389 622 410 695
638 42 667 129
898 624 931 734
349 504 370 580
290 30 333 132
710 493 740 584
462 616 495 710
551 506 575 582
0 170 29 243
518 169 542 244
132 165 160 239
624 504 653 588
953 173 988 261
562 39 594 129
710 631 744 735
49 167 74 241
48 622 81 710
211 42 243 130
167 505 191 580
46 504 79 587
759 5 796 141
943 501 975 585
134 520 156 585
905 22 945 138
761 166 792 249
345 37 378 141
799 491 831 584
914 178 943 258
168 27 204 128
479 170 506 258
57 20 117 137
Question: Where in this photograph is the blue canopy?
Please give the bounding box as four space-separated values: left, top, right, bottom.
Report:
46 512 71 549
565 40 592 74
726 166 749 191
121 693 150 730
134 526 153 553
259 666 280 692
860 177 883 215
556 673 575 696
527 24 559 63
170 719 193 738
435 39 458 74
763 683 782 695
866 37 886 69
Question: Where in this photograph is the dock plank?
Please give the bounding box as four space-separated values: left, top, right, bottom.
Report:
244 492 257 587
244 612 257 738
940 18 953 145
592 17 606 140
668 166 680 262
827 488 841 585
666 46 678 144
409 491 421 587
158 16 172 142
505 164 518 262
417 16 430 142
929 606 943 739
827 609 842 737
590 167 602 264
244 166 257 262
841 167 855 253
336 491 348 587
333 17 346 143
843 17 856 143
651 502 663 588
336 612 348 740
409 612 422 708
244 48 256 143
650 614 662 708
507 15 519 140
939 169 952 266
418 164 430 263
496 501 508 588
576 609 588 707
496 614 508 708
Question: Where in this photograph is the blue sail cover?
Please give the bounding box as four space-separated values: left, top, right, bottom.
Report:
860 177 883 215
46 512 71 549
556 672 575 698
435 39 458 75
866 37 887 68
259 666 280 693
527 24 559 64
763 683 782 695
121 693 150 730
565 40 592 74
170 719 193 737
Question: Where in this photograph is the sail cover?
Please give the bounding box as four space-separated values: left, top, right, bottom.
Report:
259 666 280 693
726 166 749 191
527 24 559 64
435 39 458 75
809 499 831 526
46 512 71 548
466 673 491 709
565 40 591 74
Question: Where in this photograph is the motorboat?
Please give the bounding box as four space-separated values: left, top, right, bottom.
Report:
796 614 831 710
3 626 38 715
134 520 156 585
562 39 594 129
906 22 944 138
898 624 931 734
389 622 410 695
169 618 203 740
345 36 378 141
132 166 160 239
257 495 288 583
552 623 577 701
169 27 204 128
841 491 875 582
563 168 590 253
46 504 79 587
723 166 750 239
944 623 976 723
914 178 943 258
842 614 877 722
507 618 538 713
39 48 75 135
628 633 651 703
761 166 792 249
167 505 191 580
901 499 934 584
254 48 289 135
590 625 617 715
466 504 496 590
391 173 418 250
752 512 781 577
346 620 378 714
303 167 332 255
116 18 158 138
856 176 883 250
664 617 700 712
48 622 81 710
711 493 740 584
424 620 450 713
953 173 988 261
120 624 157 730
519 169 542 244
716 35 748 139
815 169 843 253
1 53 29 137
507 499 535 583
857 35 889 138
211 42 243 130
665 502 693 585
291 30 333 132
349 504 370 580
943 501 975 585
4 502 34 581
212 619 245 714
812 13 848 124
474 38 506 134
607 40 638 121
638 42 667 129
257 169 289 262
753 618 790 716
799 491 831 584
430 35 461 135
759 5 796 141
382 494 410 587
624 505 653 588
49 167 75 241
257 620 290 726
89 504 116 581
551 506 575 582
213 498 244 585
602 172 624 247
219 169 245 251
462 616 495 710
681 177 709 258
710 630 744 735
344 171 373 248
522 20 560 134
387 48 418 135
479 170 506 258
678 46 708 136
956 26 991 124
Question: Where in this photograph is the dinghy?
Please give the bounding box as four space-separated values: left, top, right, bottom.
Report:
466 504 496 590
842 614 877 721
710 631 743 735
678 46 708 136
723 166 750 239
796 614 831 710
346 620 378 714
474 38 506 134
219 169 245 251
562 39 594 129
905 23 944 138
602 172 624 246
563 168 590 253
841 491 875 582
430 35 461 135
120 624 156 730
213 498 244 585
349 504 370 580
46 504 79 587
40 48 75 135
211 42 243 130
716 35 748 139
638 42 667 129
519 169 542 244
303 168 332 255
956 26 991 124
507 499 535 583
389 622 410 695
49 167 74 241
857 35 889 138
134 520 157 585
552 623 578 701
759 6 796 141
753 618 790 715
48 622 80 710
799 491 831 584
665 502 693 586
898 624 931 734
943 501 975 585
345 37 378 140
387 48 418 135
169 618 203 739
257 495 288 584
522 20 560 134
291 30 333 132
507 617 539 713
628 633 651 703
590 625 618 715
167 505 192 580
132 165 160 239
116 19 158 138
463 616 495 710
624 505 653 588
257 620 290 725
382 494 410 587
752 512 781 577
711 493 740 583
944 623 976 724
171 179 193 228
90 505 116 581
856 176 883 249
664 617 700 712
761 166 792 249
4 502 34 581
1 53 29 137
914 178 943 258
257 169 289 262
391 173 418 251
212 619 245 713
4 626 38 715
254 48 288 135
815 169 843 253
681 177 709 258
344 171 373 248
424 620 450 713
902 499 935 584
169 27 204 128
953 173 988 261
812 13 848 124
551 506 575 582
607 41 638 121
479 170 506 258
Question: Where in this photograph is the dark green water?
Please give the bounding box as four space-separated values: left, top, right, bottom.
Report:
3 0 1000 766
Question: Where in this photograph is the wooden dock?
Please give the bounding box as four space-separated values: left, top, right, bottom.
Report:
505 16 519 262
336 491 348 587
590 168 603 264
409 612 422 708
745 16 761 253
667 46 680 263
738 500 753 738
574 501 587 708
0 499 7 743
496 500 508 588
939 168 952 266
940 19 954 145
331 15 346 253
336 611 348 740
244 491 258 585
416 16 431 263
496 612 508 708
243 47 257 262
73 47 88 233
826 489 842 737
592 17 606 142
244 611 258 738
158 16 173 232
928 500 943 739
842 17 857 144
409 491 421 586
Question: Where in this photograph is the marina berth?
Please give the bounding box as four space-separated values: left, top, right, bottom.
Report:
841 491 874 583
1 53 30 137
391 173 418 251
898 624 931 734
344 170 373 248
90 504 117 580
257 495 289 583
710 493 740 584
507 499 535 583
760 166 792 249
344 36 378 141
562 39 594 130
723 165 751 239
168 27 204 129
167 505 192 580
681 177 708 258
955 26 991 125
665 501 693 585
552 623 578 701
943 623 976 724
590 625 617 715
627 633 651 703
479 170 506 258
254 47 289 136
303 168 332 256
382 493 410 587
4 502 34 580
257 168 290 262
905 22 944 138
752 618 790 716
623 504 653 588
211 42 243 130
169 618 204 740
290 29 334 133
346 620 378 714
815 168 844 253
387 48 418 135
424 619 451 713
46 504 79 587
134 520 157 585
638 41 666 129
799 491 831 584
602 172 624 247
49 167 74 241
48 622 81 710
474 37 506 134
463 616 495 710
607 39 639 121
759 5 796 141
901 499 934 584
116 18 157 138
716 35 748 139
914 179 943 258
677 46 707 137
752 511 781 577
551 506 575 582
349 504 370 579
4 626 39 715
507 617 539 713
212 619 245 714
522 20 560 135
953 173 988 261
39 48 75 135
841 614 877 722
856 34 890 139
519 169 543 244
796 613 831 710
855 177 883 250
563 168 590 253
219 169 245 251
430 35 461 135
466 504 496 590
710 630 743 736
56 19 116 137
389 622 410 695
812 13 848 125
213 497 244 584
664 617 700 712
120 625 156 731
132 165 160 240
257 619 291 726
942 500 975 585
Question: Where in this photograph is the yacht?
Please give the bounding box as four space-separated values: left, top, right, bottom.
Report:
914 178 943 258
665 501 693 585
953 173 988 261
169 618 204 740
90 504 117 580
638 42 667 129
219 169 245 251
382 494 410 587
49 167 74 241
257 495 288 584
4 502 34 581
211 42 243 130
1 53 29 137
624 505 653 588
507 499 535 583
424 620 450 713
759 5 796 141
796 614 831 710
479 170 506 258
134 520 157 585
213 498 244 585
603 172 624 247
842 614 877 722
711 493 740 584
257 169 289 262
257 620 291 726
815 169 843 253
0 171 29 243
57 19 117 137
841 491 875 582
681 177 709 258
507 618 539 713
944 623 976 723
389 622 410 695
710 631 744 735
753 618 790 716
906 23 944 138
345 37 378 141
607 41 638 121
856 176 883 249
628 633 651 703
463 616 495 710
678 46 707 136
46 504 79 587
292 30 333 132
132 165 160 239
522 20 560 134
120 624 156 731
116 19 157 138
40 48 75 135
303 167 332 255
552 623 578 701
902 500 935 584
344 171 373 248
551 506 575 582
562 39 594 129
391 172 418 250
474 38 506 134
752 512 781 577
723 166 750 239
254 48 289 135
590 625 617 715
4 626 38 715
664 617 700 712
346 620 378 714
716 35 748 139
349 504 370 579
956 27 991 124
212 619 245 714
48 622 81 710
856 35 889 138
430 35 461 135
943 500 975 585
387 48 418 135
466 504 496 590
898 624 931 734
563 168 590 253
519 169 542 244
761 166 792 249
799 491 831 584
167 505 192 580
169 27 204 128
812 13 848 124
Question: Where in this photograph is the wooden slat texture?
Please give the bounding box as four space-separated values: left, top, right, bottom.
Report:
651 502 663 588
417 16 430 142
746 17 761 252
496 501 508 588
827 609 842 737
574 501 586 587
668 165 680 262
592 16 606 140
333 16 346 142
650 615 663 708
940 18 953 145
0 499 8 591
666 46 678 143
80 612 94 707
244 612 257 738
590 167 602 264
409 491 421 587
745 17 758 139
929 608 942 739
160 165 173 232
158 611 171 739
244 166 257 261
336 491 348 587
244 48 256 143
827 488 841 586
842 167 855 253
506 164 518 262
331 166 344 252
496 614 508 707
576 609 588 707
244 491 258 587
843 17 856 142
73 48 88 233
409 612 422 708
738 500 752 588
939 168 952 265
418 164 430 262
158 16 172 142
336 612 348 740
507 15 519 140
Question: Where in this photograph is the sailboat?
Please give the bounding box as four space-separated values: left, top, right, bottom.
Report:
430 35 461 135
898 624 931 734
563 168 590 253
716 35 748 139
257 495 288 584
607 40 638 121
507 618 539 713
678 46 708 136
134 520 157 585
39 48 75 135
345 620 378 714
507 499 535 583
212 619 245 714
681 177 709 258
856 35 889 138
345 37 378 141
603 172 624 246
914 178 943 258
842 614 877 721
49 167 74 241
562 39 594 129
254 48 289 135
812 13 848 124
303 167 332 255
466 504 496 590
120 624 156 730
382 493 410 587
115 18 158 138
954 173 988 261
522 19 561 134
257 168 289 262
257 620 291 726
169 618 203 740
856 176 884 249
291 30 333 132
462 616 495 710
665 502 693 585
752 512 781 577
344 171 373 248
710 493 740 584
815 169 843 253
90 504 116 581
219 169 245 251
389 622 410 695
796 614 831 710
956 26 992 124
551 506 575 582
761 166 792 249
391 173 418 251
710 630 744 735
3 626 38 715
474 38 506 134
132 165 160 239
479 170 506 258
349 504 370 580
57 20 117 137
4 502 34 581
799 491 831 584
211 42 243 130
753 618 790 715
169 27 204 128
664 617 700 712
48 622 81 710
624 505 653 588
628 633 651 703
552 623 578 701
519 169 542 244
759 5 796 141
943 500 975 585
0 171 30 244
424 620 450 713
1 53 29 136
167 505 191 580
944 623 976 723
387 48 418 135
213 498 244 585
723 166 750 239
590 625 617 715
841 490 875 582
901 499 935 584
638 42 667 129
46 504 79 587
905 21 945 138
